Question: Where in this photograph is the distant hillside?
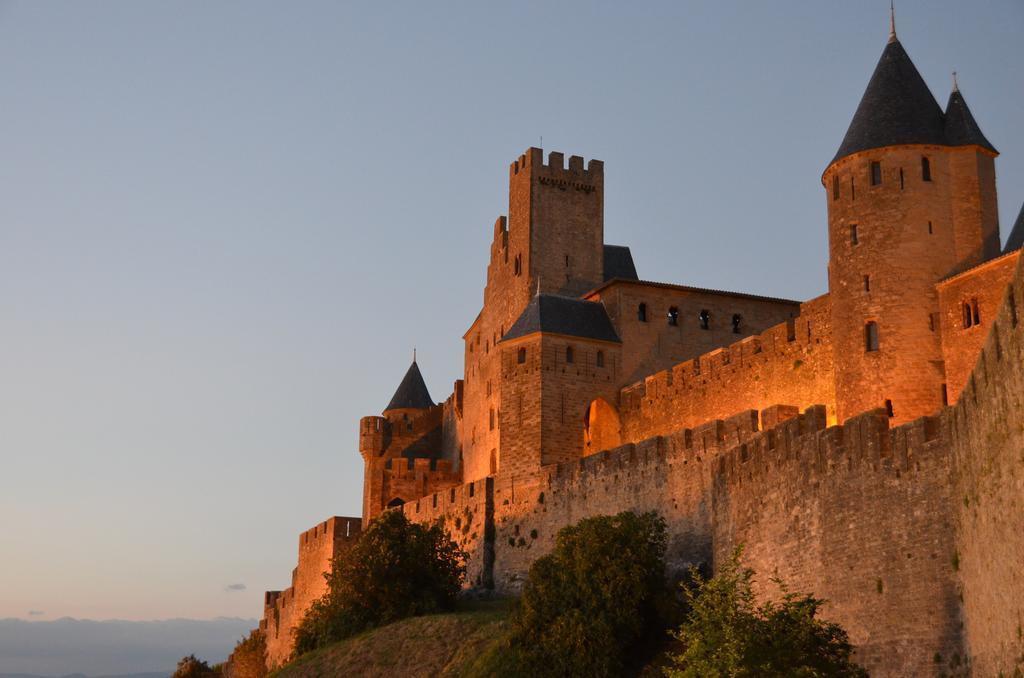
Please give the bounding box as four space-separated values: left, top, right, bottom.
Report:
0 617 256 677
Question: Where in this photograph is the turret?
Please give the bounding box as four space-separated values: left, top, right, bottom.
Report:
823 21 1000 424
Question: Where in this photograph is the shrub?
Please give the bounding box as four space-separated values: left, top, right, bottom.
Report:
222 629 266 678
293 509 466 656
665 548 867 677
170 654 219 678
508 511 670 677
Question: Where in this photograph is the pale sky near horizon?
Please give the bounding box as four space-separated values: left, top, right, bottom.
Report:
2 1 1022 623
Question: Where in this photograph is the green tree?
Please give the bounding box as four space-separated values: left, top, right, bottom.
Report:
293 509 466 656
222 629 267 678
665 548 867 678
170 654 219 678
508 511 671 677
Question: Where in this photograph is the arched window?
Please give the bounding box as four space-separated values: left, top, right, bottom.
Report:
596 350 605 368
865 321 880 352
698 309 710 330
963 299 980 328
921 156 931 182
566 345 574 363
731 313 742 334
667 306 679 326
638 303 647 322
517 347 527 364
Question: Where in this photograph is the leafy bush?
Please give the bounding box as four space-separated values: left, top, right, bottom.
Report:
508 511 671 677
665 548 867 677
170 654 219 678
222 629 266 678
293 509 466 656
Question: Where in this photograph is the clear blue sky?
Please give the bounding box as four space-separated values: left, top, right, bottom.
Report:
1 1 1021 622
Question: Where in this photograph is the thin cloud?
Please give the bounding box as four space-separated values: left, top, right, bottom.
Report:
27 610 44 616
223 583 246 593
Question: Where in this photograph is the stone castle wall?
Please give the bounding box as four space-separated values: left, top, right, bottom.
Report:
618 293 836 443
260 516 361 669
949 253 1024 676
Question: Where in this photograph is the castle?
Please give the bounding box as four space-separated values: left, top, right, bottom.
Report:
253 22 1024 677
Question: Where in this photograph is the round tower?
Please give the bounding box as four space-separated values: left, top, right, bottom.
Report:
824 25 998 424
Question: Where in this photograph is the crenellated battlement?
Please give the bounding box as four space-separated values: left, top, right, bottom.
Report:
617 294 835 442
509 147 604 182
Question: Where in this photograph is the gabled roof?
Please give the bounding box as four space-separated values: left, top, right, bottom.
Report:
1005 202 1024 254
944 88 998 154
832 38 946 164
502 294 621 343
603 245 638 281
385 360 434 411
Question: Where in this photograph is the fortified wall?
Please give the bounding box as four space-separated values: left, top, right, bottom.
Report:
260 516 362 669
949 253 1024 676
618 293 836 443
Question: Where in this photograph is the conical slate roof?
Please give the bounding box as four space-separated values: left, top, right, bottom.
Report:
385 360 434 412
1005 202 1024 254
831 38 946 164
944 89 998 154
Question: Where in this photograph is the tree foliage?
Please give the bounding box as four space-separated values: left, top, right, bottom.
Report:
665 548 868 678
222 629 267 678
508 511 671 677
293 509 466 656
170 654 220 678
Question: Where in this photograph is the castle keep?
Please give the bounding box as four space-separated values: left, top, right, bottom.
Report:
257 25 1024 676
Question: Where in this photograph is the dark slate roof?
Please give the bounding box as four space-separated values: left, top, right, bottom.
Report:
385 360 434 411
832 38 946 164
502 294 621 343
603 245 638 281
1005 202 1024 254
944 89 998 154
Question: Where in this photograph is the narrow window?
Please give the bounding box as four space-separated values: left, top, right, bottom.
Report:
668 307 680 326
963 302 974 328
489 449 497 475
972 298 980 325
928 313 936 332
732 313 742 334
832 175 840 201
864 275 871 292
850 224 859 245
865 321 879 351
885 399 894 417
514 255 522 276
486 380 491 396
596 350 604 367
899 168 905 190
941 384 948 406
565 345 574 363
517 347 526 364
489 408 494 430
564 254 570 268
698 309 710 330
871 161 882 186
922 156 931 182
928 221 933 234
851 177 856 200
637 303 647 322
1010 289 1018 328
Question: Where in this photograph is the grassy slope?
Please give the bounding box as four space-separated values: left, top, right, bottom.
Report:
272 600 512 678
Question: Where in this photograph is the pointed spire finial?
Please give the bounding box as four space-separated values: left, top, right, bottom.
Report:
952 71 959 92
413 347 417 363
887 1 897 43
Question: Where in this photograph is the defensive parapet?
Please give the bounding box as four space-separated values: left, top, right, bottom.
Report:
260 516 362 669
510 146 604 181
618 293 836 442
